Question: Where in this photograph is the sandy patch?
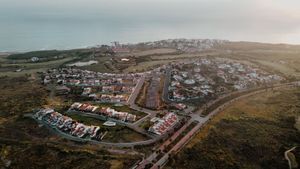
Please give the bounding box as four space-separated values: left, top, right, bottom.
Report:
67 60 98 67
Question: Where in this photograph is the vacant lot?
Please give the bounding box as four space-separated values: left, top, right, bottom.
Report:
167 87 300 169
295 116 300 132
0 77 140 169
124 59 178 72
118 48 178 58
150 51 220 60
78 56 117 73
0 76 47 116
0 139 139 169
0 57 76 77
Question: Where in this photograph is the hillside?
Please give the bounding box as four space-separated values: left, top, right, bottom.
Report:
166 87 300 169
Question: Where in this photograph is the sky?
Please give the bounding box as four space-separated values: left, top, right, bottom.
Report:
1 0 300 51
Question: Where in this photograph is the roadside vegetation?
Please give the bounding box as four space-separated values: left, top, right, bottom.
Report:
1 41 300 168
7 49 93 61
167 87 300 169
0 76 141 168
0 140 139 169
0 76 47 116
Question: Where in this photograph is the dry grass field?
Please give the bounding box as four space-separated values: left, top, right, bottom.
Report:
2 42 300 79
167 87 300 169
216 42 300 79
0 57 75 77
123 59 178 72
119 42 300 79
1 41 300 168
118 48 178 58
0 76 140 169
150 50 220 60
295 116 300 132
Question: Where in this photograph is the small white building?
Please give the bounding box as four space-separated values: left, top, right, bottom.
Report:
31 57 39 62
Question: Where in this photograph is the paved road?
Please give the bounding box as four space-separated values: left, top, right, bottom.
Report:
66 110 156 138
158 120 194 151
135 120 194 169
148 82 300 169
127 75 146 105
284 146 297 169
28 113 161 148
27 74 167 148
127 74 160 127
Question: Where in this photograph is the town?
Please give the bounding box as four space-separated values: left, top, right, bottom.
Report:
30 56 287 168
2 0 300 168
168 58 283 102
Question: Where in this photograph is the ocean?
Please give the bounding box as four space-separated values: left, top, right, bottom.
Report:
1 0 299 52
0 18 213 52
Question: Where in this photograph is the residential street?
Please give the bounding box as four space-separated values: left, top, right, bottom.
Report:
136 81 299 169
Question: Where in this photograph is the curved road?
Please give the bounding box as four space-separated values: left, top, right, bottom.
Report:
28 114 161 148
285 146 297 169
137 81 300 169
27 74 166 148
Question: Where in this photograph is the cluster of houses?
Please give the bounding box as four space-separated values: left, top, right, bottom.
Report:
122 39 227 53
34 109 102 139
42 68 140 103
149 112 178 135
43 68 142 86
62 78 135 87
169 61 214 101
43 68 142 85
213 59 284 87
168 58 284 101
70 102 137 122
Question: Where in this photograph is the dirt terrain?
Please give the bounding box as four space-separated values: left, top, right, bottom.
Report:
167 87 300 169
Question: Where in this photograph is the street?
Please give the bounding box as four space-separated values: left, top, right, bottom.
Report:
136 81 299 169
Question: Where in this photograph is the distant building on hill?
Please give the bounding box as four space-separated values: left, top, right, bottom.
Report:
31 57 39 62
